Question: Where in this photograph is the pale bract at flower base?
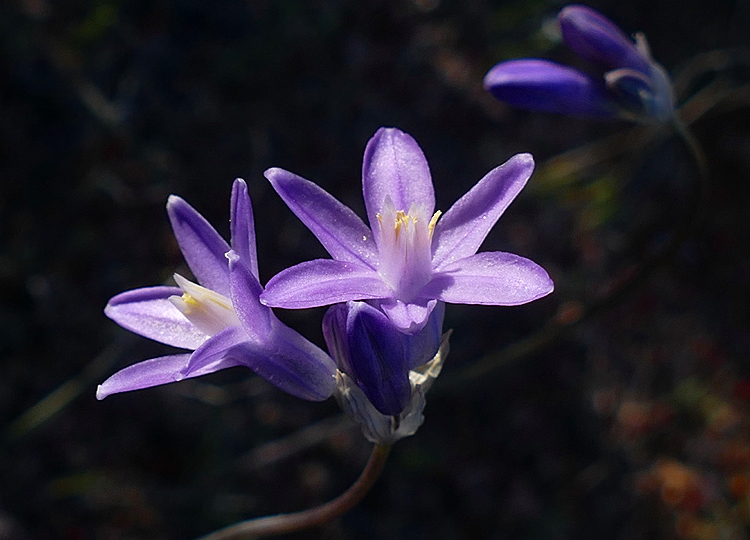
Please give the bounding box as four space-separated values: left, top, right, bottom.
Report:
260 127 554 334
97 179 337 402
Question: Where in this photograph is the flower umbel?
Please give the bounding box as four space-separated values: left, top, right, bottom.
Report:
260 127 554 334
98 179 337 402
483 4 674 122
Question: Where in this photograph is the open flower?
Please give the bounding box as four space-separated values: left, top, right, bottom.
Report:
97 179 337 402
483 4 674 122
260 127 553 334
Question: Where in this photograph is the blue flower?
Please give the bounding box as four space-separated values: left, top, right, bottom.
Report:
260 127 553 334
97 179 337 402
324 300 449 443
484 4 674 122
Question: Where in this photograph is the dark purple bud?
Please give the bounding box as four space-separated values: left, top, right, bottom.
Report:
344 302 412 416
558 5 650 74
483 59 617 117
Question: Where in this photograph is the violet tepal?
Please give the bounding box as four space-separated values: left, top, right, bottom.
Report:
260 127 554 334
325 300 450 444
483 4 674 122
97 179 337 402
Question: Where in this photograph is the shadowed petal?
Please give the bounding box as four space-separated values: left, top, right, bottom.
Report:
182 325 248 377
432 153 534 269
227 251 272 342
345 301 411 415
483 59 617 117
380 297 437 334
105 286 209 349
167 195 231 296
96 354 192 399
405 301 445 369
261 259 392 309
424 252 554 305
559 5 650 74
230 178 259 280
265 168 378 268
362 128 435 242
226 322 337 401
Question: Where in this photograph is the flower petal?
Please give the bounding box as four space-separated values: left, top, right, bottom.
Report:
261 259 391 309
265 167 378 268
558 5 650 74
362 128 435 241
423 252 554 305
227 250 272 342
405 301 445 369
226 322 337 401
167 195 231 296
483 59 617 117
104 286 210 349
380 297 437 334
345 301 412 415
182 325 248 377
96 354 192 400
431 153 534 269
230 178 259 280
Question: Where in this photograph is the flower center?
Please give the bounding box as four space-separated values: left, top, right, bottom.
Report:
375 197 441 300
169 274 241 336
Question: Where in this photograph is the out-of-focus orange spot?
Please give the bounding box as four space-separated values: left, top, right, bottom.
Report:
675 515 719 540
719 442 750 470
728 473 750 500
655 460 705 512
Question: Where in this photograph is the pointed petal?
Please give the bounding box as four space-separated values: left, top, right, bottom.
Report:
182 325 248 376
261 259 391 309
362 128 435 243
167 195 231 295
380 297 437 334
483 59 617 117
105 286 209 349
558 5 650 74
405 301 445 369
230 178 259 280
226 322 337 401
346 301 411 415
432 154 534 269
322 303 351 373
265 168 378 268
423 252 554 305
96 354 192 399
227 251 272 342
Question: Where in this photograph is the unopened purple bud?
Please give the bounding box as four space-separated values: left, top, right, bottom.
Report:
483 59 617 117
558 5 650 74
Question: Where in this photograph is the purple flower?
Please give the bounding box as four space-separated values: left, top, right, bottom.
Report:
260 127 554 334
484 4 674 122
97 179 337 402
325 301 449 443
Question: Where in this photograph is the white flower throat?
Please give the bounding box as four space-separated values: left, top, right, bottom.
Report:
169 274 241 336
375 197 441 300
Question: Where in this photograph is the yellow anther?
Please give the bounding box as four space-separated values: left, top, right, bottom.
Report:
428 210 442 237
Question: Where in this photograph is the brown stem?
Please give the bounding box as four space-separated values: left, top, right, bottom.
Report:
195 443 392 540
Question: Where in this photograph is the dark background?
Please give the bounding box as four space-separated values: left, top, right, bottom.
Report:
2 0 749 538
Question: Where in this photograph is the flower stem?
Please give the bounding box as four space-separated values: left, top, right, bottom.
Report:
195 443 392 540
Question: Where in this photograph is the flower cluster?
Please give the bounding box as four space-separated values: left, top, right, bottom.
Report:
483 5 674 122
99 127 553 443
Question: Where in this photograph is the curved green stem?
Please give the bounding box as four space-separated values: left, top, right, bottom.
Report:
195 443 392 540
